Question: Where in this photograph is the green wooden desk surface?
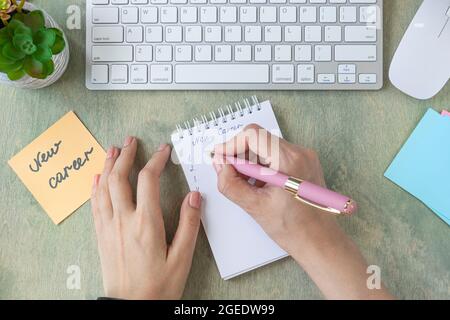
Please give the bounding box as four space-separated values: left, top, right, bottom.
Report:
0 0 449 300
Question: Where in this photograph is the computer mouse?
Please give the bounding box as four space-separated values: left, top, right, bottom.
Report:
389 0 450 100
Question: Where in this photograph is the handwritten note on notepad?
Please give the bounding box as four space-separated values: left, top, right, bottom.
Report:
385 109 450 225
8 112 106 224
172 100 287 280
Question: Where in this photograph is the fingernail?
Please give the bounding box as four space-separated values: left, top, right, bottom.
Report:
93 174 100 186
189 192 202 209
123 136 134 148
158 143 168 151
106 147 115 159
213 161 223 174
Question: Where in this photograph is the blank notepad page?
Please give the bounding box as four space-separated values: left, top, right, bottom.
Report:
171 100 287 280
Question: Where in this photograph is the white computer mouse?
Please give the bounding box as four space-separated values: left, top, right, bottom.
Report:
389 0 450 100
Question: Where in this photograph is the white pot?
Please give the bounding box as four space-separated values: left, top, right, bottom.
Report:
0 2 69 89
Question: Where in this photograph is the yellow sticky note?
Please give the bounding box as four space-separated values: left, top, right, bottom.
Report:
8 111 106 224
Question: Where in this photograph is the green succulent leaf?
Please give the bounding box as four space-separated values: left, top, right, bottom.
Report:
33 28 56 47
13 23 32 37
24 56 46 79
12 12 26 23
2 42 25 60
0 27 10 46
43 59 54 76
50 35 65 55
33 44 52 62
23 10 45 32
0 49 15 64
0 59 23 73
13 33 36 55
49 28 63 38
7 68 26 81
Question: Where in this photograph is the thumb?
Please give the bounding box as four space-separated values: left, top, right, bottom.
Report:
214 161 263 215
168 192 202 266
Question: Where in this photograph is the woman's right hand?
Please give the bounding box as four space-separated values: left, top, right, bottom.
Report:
212 124 337 254
213 124 394 300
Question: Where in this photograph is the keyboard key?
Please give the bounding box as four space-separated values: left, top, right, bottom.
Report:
195 45 212 61
225 26 242 42
131 64 148 83
126 26 143 42
298 64 315 83
140 7 157 23
175 45 192 61
300 6 317 23
335 45 377 61
181 7 197 23
93 26 124 43
359 73 377 84
275 45 292 62
338 64 356 74
91 65 108 84
135 45 153 61
305 26 322 42
318 73 335 84
325 26 341 42
200 7 217 23
235 45 252 62
111 64 128 84
272 64 294 83
92 45 133 62
280 6 297 23
161 7 178 23
146 26 163 42
338 74 356 84
360 6 378 23
121 7 138 23
175 64 269 83
155 45 173 61
285 26 302 42
215 45 232 62
151 65 173 83
345 26 377 42
340 6 357 23
93 7 119 24
260 6 276 23
320 6 336 23
255 45 272 62
265 26 281 42
314 45 331 61
294 45 312 62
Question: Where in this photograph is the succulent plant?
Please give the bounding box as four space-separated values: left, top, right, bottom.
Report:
0 10 65 80
0 0 25 25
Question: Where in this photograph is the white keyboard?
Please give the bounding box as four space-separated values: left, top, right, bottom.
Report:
86 0 383 90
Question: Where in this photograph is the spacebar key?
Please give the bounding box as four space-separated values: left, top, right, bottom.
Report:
175 64 269 83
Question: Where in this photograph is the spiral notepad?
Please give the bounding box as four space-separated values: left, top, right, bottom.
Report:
171 97 288 280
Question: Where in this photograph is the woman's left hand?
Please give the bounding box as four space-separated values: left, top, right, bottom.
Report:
91 137 202 300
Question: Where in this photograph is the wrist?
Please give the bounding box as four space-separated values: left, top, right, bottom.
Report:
283 210 345 262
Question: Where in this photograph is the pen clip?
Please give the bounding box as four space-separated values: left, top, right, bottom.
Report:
284 177 343 215
294 195 342 215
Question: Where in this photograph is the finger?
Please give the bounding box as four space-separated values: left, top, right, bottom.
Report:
91 174 101 229
136 144 171 217
213 157 265 215
214 124 287 168
168 192 202 268
108 137 137 213
97 146 120 219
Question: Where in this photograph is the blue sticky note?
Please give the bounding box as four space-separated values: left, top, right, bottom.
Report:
385 109 450 225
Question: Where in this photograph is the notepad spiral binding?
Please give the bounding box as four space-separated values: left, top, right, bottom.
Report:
175 96 262 140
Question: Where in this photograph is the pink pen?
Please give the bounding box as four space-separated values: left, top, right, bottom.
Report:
225 156 357 216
